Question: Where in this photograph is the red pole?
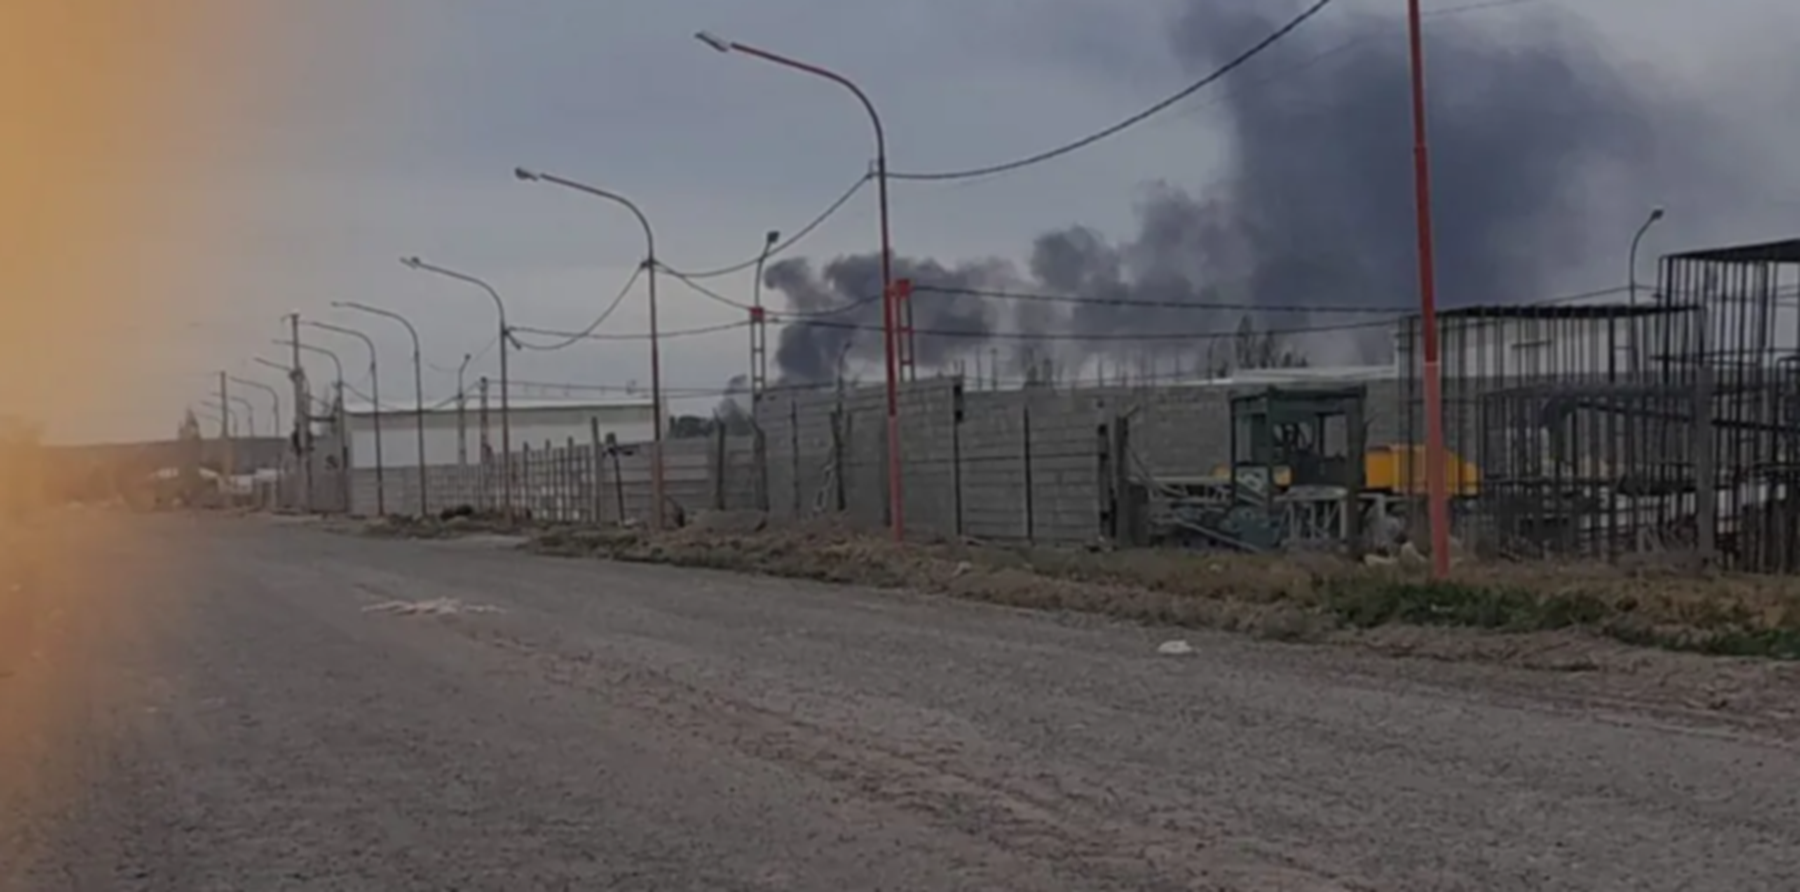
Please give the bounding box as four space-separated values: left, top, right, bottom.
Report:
1407 0 1451 578
875 154 903 543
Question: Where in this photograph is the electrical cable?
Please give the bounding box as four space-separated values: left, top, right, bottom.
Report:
510 319 752 344
658 173 873 280
511 264 646 352
660 269 889 319
786 315 1394 343
656 267 754 311
891 0 1542 185
910 284 1414 315
887 0 1337 182
427 332 499 375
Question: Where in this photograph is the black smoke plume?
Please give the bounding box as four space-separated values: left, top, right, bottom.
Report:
764 0 1689 383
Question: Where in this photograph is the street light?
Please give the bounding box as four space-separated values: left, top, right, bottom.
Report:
305 320 385 516
222 394 257 436
227 375 283 441
274 340 344 391
695 31 905 541
229 374 285 501
751 229 780 401
275 338 351 511
1628 206 1666 376
336 301 429 517
513 166 668 530
403 256 514 516
253 355 321 416
456 352 472 468
1629 206 1666 308
200 398 241 436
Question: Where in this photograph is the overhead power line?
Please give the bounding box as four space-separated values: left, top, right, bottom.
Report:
512 263 646 352
658 173 873 280
887 0 1338 182
511 319 751 344
660 268 889 319
787 315 1394 343
911 284 1413 315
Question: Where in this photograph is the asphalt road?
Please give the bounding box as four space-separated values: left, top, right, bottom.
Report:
3 515 1798 891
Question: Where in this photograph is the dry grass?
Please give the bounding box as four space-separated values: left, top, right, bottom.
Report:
355 511 1800 661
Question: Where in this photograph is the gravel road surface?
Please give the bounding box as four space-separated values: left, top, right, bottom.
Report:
3 515 1798 890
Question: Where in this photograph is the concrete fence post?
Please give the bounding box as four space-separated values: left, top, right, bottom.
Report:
566 436 578 522
951 397 964 538
711 421 727 511
789 399 802 518
1022 402 1035 543
589 418 602 524
752 421 769 513
834 407 850 515
542 439 553 520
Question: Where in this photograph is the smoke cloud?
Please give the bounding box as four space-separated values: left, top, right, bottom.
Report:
763 0 1710 383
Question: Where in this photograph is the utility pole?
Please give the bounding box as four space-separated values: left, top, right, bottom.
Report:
456 354 471 468
218 371 235 486
287 312 312 512
1407 0 1450 579
306 320 385 516
478 376 491 509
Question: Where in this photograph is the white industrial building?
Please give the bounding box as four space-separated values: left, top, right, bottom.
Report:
339 398 658 470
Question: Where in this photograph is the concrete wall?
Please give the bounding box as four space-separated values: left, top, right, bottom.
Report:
283 374 1548 544
751 380 1109 544
344 402 657 469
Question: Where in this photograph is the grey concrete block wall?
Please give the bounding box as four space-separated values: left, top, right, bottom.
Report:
956 393 1031 540
327 375 1517 544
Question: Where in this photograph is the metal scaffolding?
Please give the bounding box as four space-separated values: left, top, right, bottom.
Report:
1394 237 1800 570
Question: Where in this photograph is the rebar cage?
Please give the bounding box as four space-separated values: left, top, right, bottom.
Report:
1395 237 1800 571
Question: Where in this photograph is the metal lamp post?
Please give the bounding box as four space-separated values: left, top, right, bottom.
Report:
513 166 667 530
695 31 905 541
276 339 351 514
336 301 430 517
229 374 284 505
1627 206 1667 375
306 320 386 517
403 257 514 516
1629 207 1667 310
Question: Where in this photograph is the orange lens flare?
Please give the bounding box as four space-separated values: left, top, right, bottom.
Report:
0 0 271 861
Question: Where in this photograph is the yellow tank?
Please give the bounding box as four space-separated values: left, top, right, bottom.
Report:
1364 444 1480 497
1208 444 1480 497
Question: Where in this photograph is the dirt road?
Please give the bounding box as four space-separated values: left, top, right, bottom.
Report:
3 515 1798 890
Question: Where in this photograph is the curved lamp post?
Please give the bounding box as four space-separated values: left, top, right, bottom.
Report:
403 256 513 516
305 320 386 516
1627 206 1666 375
275 338 353 515
336 301 429 517
513 166 667 530
695 31 904 541
229 374 285 502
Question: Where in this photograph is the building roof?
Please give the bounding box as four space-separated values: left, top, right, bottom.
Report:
1428 302 1689 321
1665 238 1800 264
341 397 653 418
1173 364 1399 388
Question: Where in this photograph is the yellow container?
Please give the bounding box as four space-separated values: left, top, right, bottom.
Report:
1365 444 1479 497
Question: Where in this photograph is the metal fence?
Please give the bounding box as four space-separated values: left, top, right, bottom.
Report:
1394 237 1800 571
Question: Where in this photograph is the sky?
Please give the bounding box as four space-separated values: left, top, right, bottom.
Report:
60 0 1800 443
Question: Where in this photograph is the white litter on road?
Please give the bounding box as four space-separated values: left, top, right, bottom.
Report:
1156 640 1195 656
361 598 503 617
